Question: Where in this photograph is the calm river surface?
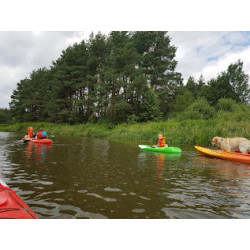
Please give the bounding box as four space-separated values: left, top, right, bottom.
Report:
0 131 250 219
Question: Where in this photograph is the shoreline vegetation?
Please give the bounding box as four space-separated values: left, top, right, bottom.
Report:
1 32 249 145
0 119 249 146
7 32 250 128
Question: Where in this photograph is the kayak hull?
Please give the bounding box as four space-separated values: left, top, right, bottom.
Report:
139 145 182 153
29 139 52 145
195 146 250 164
0 180 39 219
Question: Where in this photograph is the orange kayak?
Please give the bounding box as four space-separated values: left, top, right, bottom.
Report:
194 146 250 164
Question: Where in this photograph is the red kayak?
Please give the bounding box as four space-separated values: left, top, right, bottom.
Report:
0 180 39 219
30 139 53 145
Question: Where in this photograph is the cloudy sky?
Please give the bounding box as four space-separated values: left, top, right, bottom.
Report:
0 31 250 108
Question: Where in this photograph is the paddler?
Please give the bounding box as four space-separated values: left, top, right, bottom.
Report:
152 133 168 148
36 127 48 139
22 126 35 141
28 127 35 138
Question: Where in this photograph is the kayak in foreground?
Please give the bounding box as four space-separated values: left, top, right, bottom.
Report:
139 145 182 153
0 179 39 219
194 146 250 164
23 139 53 145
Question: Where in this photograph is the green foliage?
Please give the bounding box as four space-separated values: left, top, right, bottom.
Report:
8 31 250 129
139 89 161 122
1 115 249 146
216 98 237 112
185 75 205 98
216 103 250 122
0 112 7 123
173 91 194 112
0 108 11 124
204 74 236 105
10 31 182 125
113 100 132 123
203 60 250 105
127 114 139 124
226 60 250 103
176 98 215 121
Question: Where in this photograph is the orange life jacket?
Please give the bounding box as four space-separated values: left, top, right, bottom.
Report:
28 129 34 138
158 137 166 147
37 131 44 139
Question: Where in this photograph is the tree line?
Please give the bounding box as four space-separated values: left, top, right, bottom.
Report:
8 31 250 125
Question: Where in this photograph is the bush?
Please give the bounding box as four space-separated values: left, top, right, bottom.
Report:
173 91 194 112
216 98 237 112
217 103 250 122
127 114 139 124
176 98 215 121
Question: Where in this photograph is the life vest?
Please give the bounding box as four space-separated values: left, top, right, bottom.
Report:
37 131 45 139
28 128 34 138
158 137 166 147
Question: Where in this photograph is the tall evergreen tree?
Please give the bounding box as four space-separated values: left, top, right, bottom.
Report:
9 31 184 124
132 31 183 116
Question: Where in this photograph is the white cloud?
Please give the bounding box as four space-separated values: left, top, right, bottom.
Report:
169 31 250 83
199 47 250 81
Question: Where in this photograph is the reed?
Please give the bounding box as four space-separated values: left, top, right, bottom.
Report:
1 117 249 146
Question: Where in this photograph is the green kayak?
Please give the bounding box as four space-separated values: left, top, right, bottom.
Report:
139 145 182 153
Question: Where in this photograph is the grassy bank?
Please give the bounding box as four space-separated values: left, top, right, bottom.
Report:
0 119 249 146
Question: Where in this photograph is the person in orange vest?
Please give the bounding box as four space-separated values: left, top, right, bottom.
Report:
152 133 168 148
27 127 35 138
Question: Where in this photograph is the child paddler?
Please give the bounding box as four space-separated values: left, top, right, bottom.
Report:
28 127 35 138
152 133 168 148
22 126 35 142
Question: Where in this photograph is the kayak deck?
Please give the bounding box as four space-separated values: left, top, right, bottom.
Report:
139 145 182 153
195 146 250 164
0 181 39 219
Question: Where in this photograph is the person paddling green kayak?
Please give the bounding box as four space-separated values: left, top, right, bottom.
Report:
152 133 168 148
139 133 182 154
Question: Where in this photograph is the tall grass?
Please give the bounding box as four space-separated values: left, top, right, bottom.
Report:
1 117 249 146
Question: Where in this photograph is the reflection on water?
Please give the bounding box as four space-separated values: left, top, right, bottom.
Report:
25 142 52 166
1 132 250 219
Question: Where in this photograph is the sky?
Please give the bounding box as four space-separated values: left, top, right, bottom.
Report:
0 31 250 108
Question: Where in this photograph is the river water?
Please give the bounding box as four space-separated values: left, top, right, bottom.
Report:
0 131 250 219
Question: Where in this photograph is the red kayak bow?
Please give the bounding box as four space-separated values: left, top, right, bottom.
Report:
0 180 39 219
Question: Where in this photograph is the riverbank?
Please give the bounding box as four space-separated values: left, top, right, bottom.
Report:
0 119 249 146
